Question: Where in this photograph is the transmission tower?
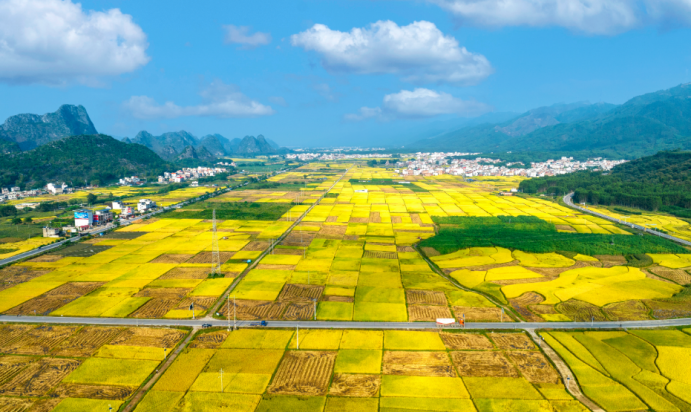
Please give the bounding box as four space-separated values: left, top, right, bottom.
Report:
211 209 220 276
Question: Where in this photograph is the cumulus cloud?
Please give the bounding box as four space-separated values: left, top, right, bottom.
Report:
291 20 492 85
345 88 491 120
223 25 271 48
429 0 690 35
0 0 149 85
124 80 274 120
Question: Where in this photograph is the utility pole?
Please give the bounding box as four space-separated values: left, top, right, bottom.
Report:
296 325 299 350
211 209 220 276
313 298 317 321
219 368 224 392
227 294 230 331
233 295 236 331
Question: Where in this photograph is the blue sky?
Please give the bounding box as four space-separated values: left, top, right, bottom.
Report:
0 0 689 147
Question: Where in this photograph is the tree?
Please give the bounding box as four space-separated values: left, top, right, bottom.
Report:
23 217 32 224
86 193 98 204
11 217 21 225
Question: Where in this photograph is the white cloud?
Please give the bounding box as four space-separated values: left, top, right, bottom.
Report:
291 20 492 85
429 0 690 35
0 0 149 85
124 80 274 119
345 88 491 120
223 25 271 48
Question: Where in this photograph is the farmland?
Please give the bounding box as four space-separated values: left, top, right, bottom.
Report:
543 328 690 412
0 323 187 412
135 328 587 412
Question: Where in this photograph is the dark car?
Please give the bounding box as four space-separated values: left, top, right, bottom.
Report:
201 323 212 328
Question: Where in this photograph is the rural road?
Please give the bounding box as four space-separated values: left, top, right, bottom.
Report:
1 315 688 330
563 192 691 246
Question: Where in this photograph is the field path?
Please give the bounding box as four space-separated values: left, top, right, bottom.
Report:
527 329 605 412
122 326 199 412
413 244 522 321
204 165 354 320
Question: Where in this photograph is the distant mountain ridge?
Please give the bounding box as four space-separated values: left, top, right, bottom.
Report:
0 104 97 151
127 130 288 159
408 83 691 158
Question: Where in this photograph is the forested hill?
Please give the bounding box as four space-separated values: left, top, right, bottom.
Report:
519 151 691 214
0 134 172 189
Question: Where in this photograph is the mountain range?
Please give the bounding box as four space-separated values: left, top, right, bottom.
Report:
406 83 691 158
0 105 285 159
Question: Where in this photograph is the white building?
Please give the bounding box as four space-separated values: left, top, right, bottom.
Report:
74 209 93 230
137 199 157 212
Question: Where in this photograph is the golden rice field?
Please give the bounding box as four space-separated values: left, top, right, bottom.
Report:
0 166 688 323
543 328 690 412
135 328 586 412
585 206 691 241
0 323 187 412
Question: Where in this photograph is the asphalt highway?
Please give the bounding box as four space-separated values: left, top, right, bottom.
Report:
1 315 687 330
563 192 691 246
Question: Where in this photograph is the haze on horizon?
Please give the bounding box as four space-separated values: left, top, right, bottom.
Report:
0 0 689 148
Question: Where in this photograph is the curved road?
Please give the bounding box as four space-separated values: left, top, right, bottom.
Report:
563 192 691 246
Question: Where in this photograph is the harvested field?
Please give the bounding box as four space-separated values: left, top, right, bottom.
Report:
644 298 691 319
397 246 415 252
273 249 306 256
489 333 536 350
0 357 80 396
329 373 381 397
507 351 560 384
243 241 271 251
267 351 336 396
556 299 607 322
602 300 651 321
52 326 123 357
509 292 544 322
1 325 79 355
555 225 576 232
5 294 77 316
0 397 34 412
110 327 185 348
189 330 230 349
406 290 447 306
530 305 558 315
135 288 191 298
349 217 368 223
321 296 354 303
175 296 216 312
0 267 51 292
363 251 397 259
57 244 113 257
27 254 63 263
452 306 505 322
317 225 347 239
186 252 234 264
102 231 146 240
0 356 34 384
647 266 691 285
594 255 627 268
281 233 314 247
0 325 34 348
283 302 315 321
129 298 179 319
440 333 494 350
51 383 134 400
382 351 455 377
278 284 323 302
234 300 288 320
159 267 209 280
28 397 62 412
150 254 194 264
408 305 453 322
369 212 381 223
451 351 519 377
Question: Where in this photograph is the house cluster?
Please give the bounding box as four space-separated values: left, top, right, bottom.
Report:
157 167 227 183
216 161 237 167
286 153 393 161
0 186 43 201
119 176 143 186
395 153 628 178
